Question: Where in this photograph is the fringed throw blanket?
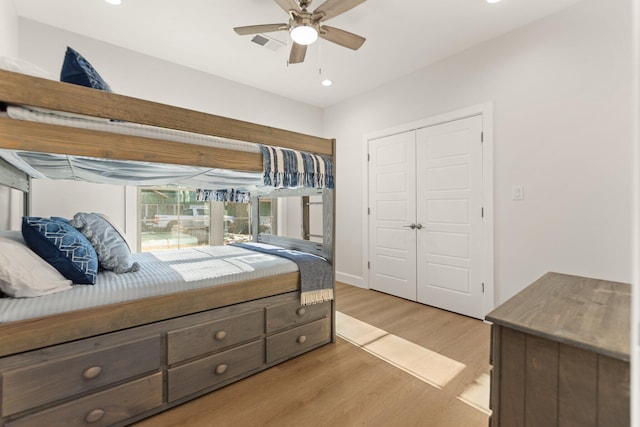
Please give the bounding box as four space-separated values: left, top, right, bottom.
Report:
260 145 335 189
232 242 334 306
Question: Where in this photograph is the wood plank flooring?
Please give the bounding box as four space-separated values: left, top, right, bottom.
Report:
133 282 491 427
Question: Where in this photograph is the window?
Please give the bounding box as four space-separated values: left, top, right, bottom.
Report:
138 188 276 252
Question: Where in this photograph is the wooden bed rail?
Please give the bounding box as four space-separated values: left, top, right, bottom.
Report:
0 117 263 172
0 272 300 358
0 69 334 157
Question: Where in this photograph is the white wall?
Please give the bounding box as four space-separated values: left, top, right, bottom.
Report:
0 0 18 56
325 0 633 305
15 19 324 245
631 2 639 425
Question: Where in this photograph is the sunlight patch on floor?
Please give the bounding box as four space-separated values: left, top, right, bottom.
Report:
336 311 465 389
457 373 492 415
335 311 387 346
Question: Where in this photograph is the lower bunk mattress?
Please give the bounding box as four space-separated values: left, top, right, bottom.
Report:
0 240 299 324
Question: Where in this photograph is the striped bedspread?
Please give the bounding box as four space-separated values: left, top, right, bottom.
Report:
0 245 297 323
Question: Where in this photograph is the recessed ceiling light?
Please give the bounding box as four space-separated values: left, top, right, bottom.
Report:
486 0 502 3
104 0 122 5
321 79 333 87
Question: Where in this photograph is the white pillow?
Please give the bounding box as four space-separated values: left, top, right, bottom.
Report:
0 56 53 80
0 231 73 298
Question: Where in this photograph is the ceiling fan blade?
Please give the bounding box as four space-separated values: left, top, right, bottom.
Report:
289 43 307 64
234 24 288 36
320 25 365 50
312 0 366 21
274 0 301 14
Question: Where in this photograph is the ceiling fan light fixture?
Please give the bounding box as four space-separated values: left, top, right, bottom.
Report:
290 25 318 45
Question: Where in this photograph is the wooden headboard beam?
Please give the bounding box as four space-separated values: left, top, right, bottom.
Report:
0 117 263 172
0 70 333 157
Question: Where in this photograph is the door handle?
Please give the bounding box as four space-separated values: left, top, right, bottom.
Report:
415 224 423 230
403 224 417 229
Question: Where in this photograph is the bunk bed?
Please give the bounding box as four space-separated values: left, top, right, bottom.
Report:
0 69 336 427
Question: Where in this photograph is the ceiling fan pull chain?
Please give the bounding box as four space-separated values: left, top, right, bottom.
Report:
318 36 322 75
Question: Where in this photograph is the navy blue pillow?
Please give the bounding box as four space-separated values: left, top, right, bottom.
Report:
60 47 112 92
22 217 99 284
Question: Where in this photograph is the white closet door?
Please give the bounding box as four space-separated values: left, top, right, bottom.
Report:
416 115 483 319
368 131 417 300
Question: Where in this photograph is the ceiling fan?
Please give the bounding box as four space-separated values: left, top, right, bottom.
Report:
234 0 367 64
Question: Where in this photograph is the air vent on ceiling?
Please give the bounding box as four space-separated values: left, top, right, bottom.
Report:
251 34 285 52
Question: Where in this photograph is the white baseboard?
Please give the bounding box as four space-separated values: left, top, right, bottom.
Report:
336 271 367 289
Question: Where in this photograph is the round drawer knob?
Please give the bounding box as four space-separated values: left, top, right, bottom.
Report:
82 366 102 380
214 330 227 341
85 409 105 423
296 308 306 316
297 335 307 344
215 364 228 375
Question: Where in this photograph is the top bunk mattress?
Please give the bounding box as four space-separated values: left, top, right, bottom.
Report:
0 243 298 323
5 105 261 153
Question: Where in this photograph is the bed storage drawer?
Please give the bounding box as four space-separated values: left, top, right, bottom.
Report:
167 340 264 402
5 373 163 427
265 299 331 333
167 309 263 364
1 336 161 417
266 316 331 363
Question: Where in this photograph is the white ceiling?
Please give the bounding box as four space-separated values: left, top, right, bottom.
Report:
12 0 583 108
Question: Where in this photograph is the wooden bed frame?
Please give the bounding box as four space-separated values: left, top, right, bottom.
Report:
0 69 336 426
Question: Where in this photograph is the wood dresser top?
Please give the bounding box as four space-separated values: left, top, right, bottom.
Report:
485 272 630 361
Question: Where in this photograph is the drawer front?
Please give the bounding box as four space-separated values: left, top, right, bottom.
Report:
167 340 264 402
6 372 162 427
2 336 161 416
266 317 331 363
265 300 330 333
167 309 263 364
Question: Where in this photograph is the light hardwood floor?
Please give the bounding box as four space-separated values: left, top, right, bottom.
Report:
134 282 491 427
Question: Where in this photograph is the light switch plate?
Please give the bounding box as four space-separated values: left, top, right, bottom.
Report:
512 185 524 201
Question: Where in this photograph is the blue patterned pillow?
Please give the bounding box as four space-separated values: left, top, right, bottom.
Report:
70 212 139 274
60 47 112 92
22 217 98 284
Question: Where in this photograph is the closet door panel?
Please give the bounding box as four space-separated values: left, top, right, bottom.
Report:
368 131 417 300
416 115 483 319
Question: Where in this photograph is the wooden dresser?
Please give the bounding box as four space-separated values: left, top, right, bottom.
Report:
0 291 332 427
486 272 630 427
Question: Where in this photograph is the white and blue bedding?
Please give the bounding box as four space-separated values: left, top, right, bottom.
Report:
0 245 298 323
233 242 333 306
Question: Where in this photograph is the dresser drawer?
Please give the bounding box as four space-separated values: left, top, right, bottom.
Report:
167 340 264 402
2 336 161 416
167 309 263 364
265 299 330 333
5 373 162 427
266 316 331 363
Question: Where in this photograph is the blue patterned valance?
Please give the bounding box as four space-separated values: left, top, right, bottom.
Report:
195 188 251 203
